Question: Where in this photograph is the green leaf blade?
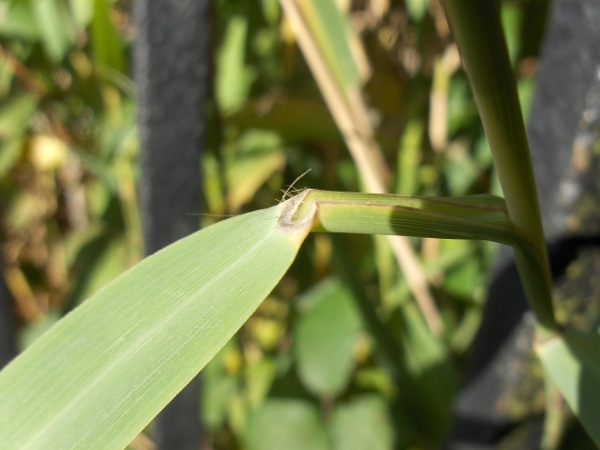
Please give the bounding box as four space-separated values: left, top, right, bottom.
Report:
537 328 600 447
0 203 306 449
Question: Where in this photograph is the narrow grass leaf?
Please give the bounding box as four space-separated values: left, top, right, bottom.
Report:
299 0 361 91
92 0 126 74
216 15 255 113
33 0 75 62
0 202 309 449
536 328 600 447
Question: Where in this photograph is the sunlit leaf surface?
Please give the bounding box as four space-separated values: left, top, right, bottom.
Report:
0 203 307 449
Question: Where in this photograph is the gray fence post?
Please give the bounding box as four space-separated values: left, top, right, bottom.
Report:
0 269 16 370
134 1 212 448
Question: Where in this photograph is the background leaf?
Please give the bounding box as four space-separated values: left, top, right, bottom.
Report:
33 0 76 62
92 0 126 75
294 278 363 397
245 399 329 450
330 395 393 450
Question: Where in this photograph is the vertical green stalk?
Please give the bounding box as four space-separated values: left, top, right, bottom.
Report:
441 0 557 332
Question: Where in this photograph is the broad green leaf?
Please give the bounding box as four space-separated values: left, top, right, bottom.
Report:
0 201 310 449
294 278 362 396
245 399 328 450
536 328 600 447
330 396 393 450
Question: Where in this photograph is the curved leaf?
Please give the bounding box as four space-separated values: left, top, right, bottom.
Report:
536 328 600 447
0 202 308 449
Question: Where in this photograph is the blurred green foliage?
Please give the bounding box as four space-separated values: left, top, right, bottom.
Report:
0 0 551 448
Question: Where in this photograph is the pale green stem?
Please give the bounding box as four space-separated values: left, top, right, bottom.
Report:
280 190 552 321
284 189 520 245
441 0 557 332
